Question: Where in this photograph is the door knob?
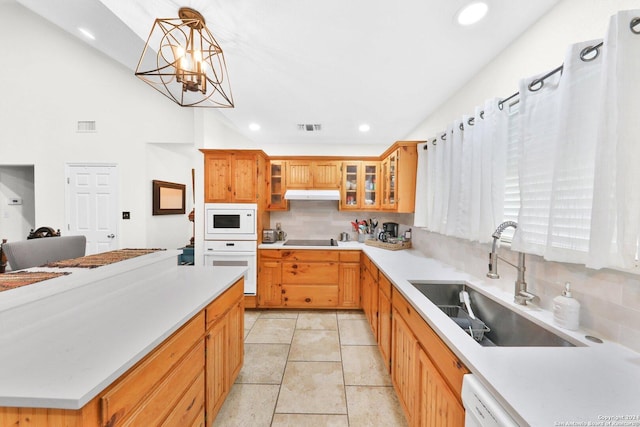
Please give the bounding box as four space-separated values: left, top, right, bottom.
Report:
107 234 115 238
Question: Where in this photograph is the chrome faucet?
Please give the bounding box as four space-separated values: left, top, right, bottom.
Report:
487 221 536 305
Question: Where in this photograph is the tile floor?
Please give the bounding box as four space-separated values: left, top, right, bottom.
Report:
212 310 408 427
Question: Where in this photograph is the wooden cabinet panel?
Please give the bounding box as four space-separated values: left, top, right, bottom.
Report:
258 260 282 307
282 284 339 307
231 154 257 202
227 299 244 383
391 308 416 424
282 250 340 262
286 161 313 188
202 150 265 204
161 372 205 427
341 161 380 210
415 347 465 427
285 160 341 189
339 262 360 308
205 316 227 418
206 278 244 328
339 251 360 263
378 286 392 372
100 313 204 426
121 342 204 427
281 262 339 284
204 154 231 203
312 161 341 189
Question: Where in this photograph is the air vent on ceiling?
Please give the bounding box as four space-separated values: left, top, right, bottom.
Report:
77 120 97 133
298 124 322 132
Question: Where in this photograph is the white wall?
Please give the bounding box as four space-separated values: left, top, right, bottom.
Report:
405 0 640 352
0 1 209 249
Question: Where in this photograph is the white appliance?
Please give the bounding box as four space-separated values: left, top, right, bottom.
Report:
284 189 340 200
203 240 257 295
462 374 518 427
204 203 258 295
204 203 257 240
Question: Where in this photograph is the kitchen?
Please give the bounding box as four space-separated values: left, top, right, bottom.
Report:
2 0 640 426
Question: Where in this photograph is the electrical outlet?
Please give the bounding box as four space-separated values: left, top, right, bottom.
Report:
122 211 130 220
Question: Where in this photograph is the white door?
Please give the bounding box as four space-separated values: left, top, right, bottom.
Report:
65 164 119 255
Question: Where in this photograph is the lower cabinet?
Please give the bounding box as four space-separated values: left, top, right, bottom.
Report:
0 279 245 427
391 287 468 427
257 249 360 309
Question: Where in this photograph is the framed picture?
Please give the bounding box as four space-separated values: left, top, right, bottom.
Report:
152 180 186 215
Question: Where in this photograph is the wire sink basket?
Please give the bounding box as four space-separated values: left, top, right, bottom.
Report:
438 305 490 342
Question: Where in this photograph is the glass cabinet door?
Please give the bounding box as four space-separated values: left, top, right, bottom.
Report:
268 161 287 210
362 162 379 209
342 162 360 209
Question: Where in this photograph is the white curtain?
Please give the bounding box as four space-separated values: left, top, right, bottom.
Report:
545 39 603 264
588 10 640 270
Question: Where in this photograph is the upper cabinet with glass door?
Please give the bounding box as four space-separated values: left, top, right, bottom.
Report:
340 161 380 211
381 142 419 213
267 160 287 211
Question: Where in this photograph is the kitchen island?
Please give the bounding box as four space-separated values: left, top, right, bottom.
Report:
259 240 640 426
0 250 246 426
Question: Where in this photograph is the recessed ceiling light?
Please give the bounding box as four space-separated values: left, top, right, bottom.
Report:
456 2 488 26
78 27 95 40
249 123 261 131
359 124 371 132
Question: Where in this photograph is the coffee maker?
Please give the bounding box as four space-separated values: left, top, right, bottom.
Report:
383 222 399 238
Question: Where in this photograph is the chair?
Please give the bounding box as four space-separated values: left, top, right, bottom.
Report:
2 235 87 271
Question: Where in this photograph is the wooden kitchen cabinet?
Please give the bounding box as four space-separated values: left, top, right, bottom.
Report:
360 254 379 337
391 287 468 426
267 160 288 210
341 161 380 210
380 142 418 213
205 279 244 424
202 150 265 203
378 273 392 372
285 160 341 189
257 249 360 309
338 251 360 307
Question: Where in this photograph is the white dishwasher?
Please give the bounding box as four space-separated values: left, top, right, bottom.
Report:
462 374 519 427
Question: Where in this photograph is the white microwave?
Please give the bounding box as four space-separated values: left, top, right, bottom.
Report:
204 203 257 240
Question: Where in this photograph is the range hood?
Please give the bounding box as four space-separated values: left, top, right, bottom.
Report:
284 189 340 201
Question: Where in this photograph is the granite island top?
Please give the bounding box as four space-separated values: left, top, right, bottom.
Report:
259 240 640 426
0 250 246 409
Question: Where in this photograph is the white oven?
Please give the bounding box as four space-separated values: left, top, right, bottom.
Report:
204 203 257 240
203 240 257 295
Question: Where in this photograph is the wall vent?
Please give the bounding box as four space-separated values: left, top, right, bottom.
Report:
297 124 322 132
77 120 97 133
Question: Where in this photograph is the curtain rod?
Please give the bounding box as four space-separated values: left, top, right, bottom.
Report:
426 16 640 149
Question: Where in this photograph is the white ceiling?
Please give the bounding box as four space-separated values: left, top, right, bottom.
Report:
17 0 561 147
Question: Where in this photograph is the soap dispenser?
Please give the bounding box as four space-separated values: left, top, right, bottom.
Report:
553 282 580 331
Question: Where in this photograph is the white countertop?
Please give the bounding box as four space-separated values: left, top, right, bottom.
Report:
0 251 246 409
259 240 365 250
260 241 640 426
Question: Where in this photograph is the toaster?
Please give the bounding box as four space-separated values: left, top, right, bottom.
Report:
262 229 277 243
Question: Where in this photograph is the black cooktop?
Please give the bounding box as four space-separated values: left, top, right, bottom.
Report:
283 239 338 246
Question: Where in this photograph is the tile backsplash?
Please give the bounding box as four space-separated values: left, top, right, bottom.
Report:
269 201 413 241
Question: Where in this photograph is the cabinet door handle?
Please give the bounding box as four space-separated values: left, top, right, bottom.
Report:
292 264 298 269
305 298 311 303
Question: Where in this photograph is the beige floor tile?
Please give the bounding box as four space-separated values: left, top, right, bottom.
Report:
236 343 290 384
341 345 392 386
212 383 279 427
289 330 341 361
244 310 261 329
345 386 408 427
296 311 338 330
259 310 299 319
338 318 377 345
276 361 347 414
336 310 366 320
245 318 297 344
271 414 349 426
